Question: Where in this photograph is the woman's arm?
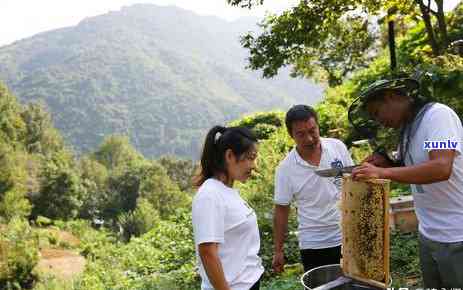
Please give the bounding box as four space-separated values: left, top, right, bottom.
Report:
198 243 232 290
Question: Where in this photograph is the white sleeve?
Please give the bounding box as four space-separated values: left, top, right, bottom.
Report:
425 106 463 155
274 166 293 205
337 139 355 166
192 194 225 245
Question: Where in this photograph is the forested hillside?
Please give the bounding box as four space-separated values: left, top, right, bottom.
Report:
0 4 321 158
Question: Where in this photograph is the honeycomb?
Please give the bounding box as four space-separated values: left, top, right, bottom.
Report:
342 175 389 283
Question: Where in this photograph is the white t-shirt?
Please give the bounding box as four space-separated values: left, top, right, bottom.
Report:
274 137 354 249
192 178 264 290
401 103 463 243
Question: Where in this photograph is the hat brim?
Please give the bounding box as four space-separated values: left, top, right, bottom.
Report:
347 78 420 138
348 96 381 138
360 78 420 102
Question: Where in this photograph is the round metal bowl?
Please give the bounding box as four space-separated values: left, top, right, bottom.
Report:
300 264 383 290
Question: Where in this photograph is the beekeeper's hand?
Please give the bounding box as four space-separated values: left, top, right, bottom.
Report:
362 153 391 167
352 162 387 180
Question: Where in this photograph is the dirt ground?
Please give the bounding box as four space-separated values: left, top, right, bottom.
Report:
35 228 86 282
35 248 86 281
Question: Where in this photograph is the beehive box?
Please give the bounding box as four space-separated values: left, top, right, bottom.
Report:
389 196 418 233
341 174 390 288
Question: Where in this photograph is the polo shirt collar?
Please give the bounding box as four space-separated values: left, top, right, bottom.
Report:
293 138 325 168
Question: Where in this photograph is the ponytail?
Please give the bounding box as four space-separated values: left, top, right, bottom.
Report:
193 125 257 187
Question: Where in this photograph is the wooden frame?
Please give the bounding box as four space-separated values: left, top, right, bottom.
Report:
341 174 390 289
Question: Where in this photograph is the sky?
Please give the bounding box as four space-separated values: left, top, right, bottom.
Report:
0 0 460 47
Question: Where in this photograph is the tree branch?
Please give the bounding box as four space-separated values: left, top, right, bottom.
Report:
434 0 449 48
415 0 440 55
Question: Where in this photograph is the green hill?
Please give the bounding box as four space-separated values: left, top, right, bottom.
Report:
0 4 322 157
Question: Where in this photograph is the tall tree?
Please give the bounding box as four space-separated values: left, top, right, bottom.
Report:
236 0 380 86
227 0 452 83
388 0 451 55
32 151 84 220
20 102 65 155
158 156 197 192
0 84 26 147
92 135 145 171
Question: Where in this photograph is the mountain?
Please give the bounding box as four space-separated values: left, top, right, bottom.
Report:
0 4 322 158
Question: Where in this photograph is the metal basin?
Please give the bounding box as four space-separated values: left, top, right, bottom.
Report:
301 264 383 290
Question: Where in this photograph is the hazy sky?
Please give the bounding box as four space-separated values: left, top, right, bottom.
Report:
0 0 460 47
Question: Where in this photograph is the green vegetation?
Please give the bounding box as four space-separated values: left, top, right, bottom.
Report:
0 1 462 289
0 84 432 289
0 82 196 289
228 0 456 84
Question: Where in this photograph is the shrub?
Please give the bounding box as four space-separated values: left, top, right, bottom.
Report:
117 198 160 241
0 218 39 289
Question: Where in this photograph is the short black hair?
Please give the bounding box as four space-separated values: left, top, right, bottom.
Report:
285 105 318 136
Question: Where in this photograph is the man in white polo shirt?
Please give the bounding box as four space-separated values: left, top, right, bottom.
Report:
272 105 354 274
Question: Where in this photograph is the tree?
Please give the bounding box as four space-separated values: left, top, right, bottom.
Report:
292 15 376 86
117 198 160 240
137 161 191 219
0 143 32 222
78 157 110 219
92 135 145 171
229 111 284 140
415 0 449 54
104 160 191 223
90 136 191 224
227 0 453 84
0 84 26 148
0 218 39 288
237 1 379 86
31 150 84 220
20 102 65 155
158 155 197 192
386 0 451 55
105 165 143 219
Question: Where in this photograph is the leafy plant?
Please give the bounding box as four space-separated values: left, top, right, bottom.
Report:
0 218 39 289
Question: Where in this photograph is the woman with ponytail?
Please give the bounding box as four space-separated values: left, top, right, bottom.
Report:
192 126 264 290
